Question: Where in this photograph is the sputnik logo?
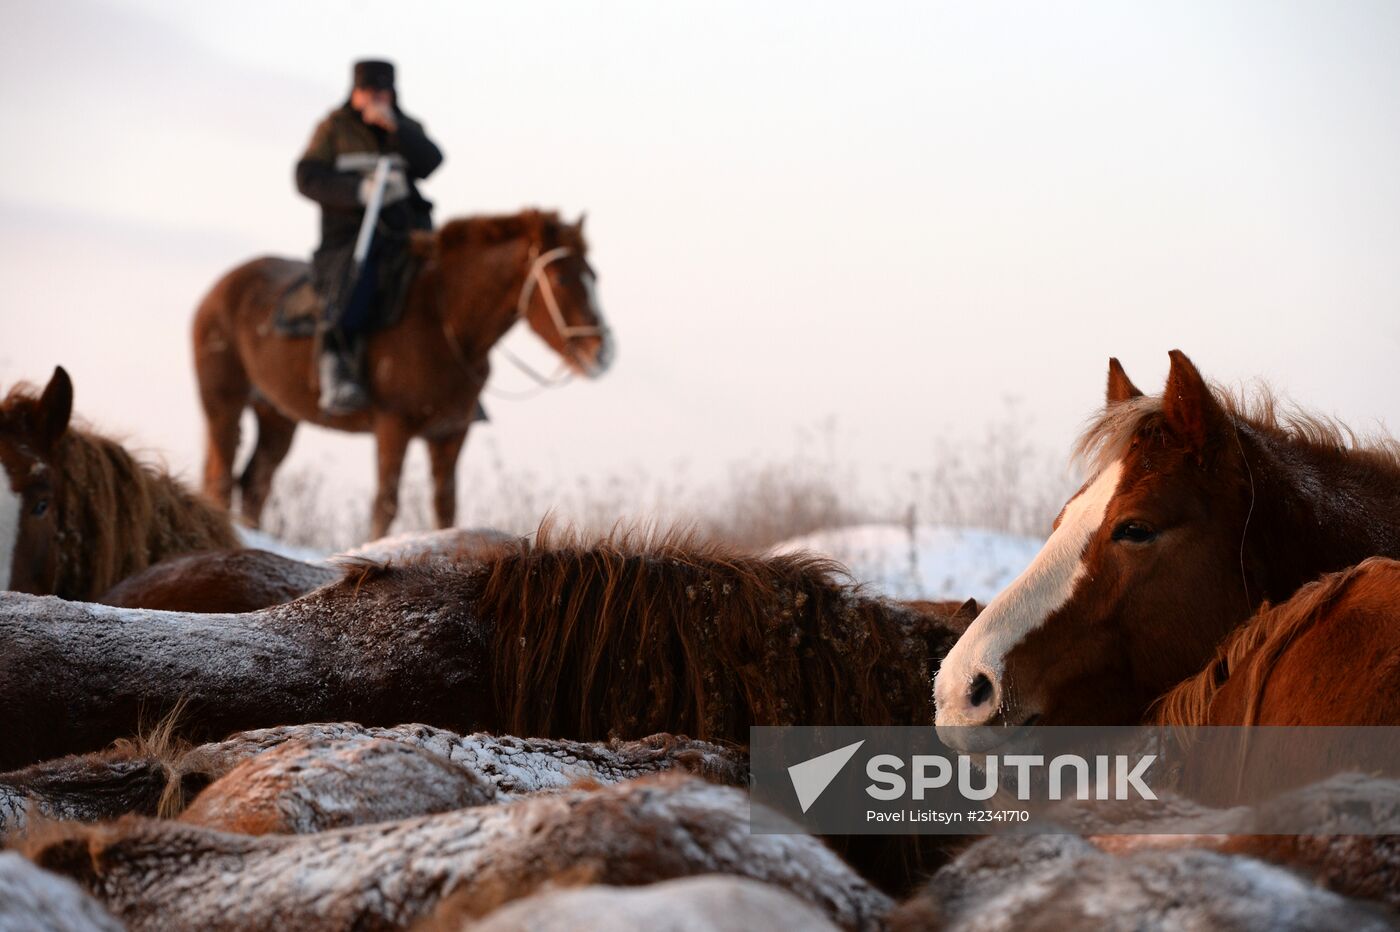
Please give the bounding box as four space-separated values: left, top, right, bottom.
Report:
787 740 865 813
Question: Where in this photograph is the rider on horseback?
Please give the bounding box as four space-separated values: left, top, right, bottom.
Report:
296 59 443 414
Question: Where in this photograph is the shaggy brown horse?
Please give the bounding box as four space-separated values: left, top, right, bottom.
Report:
1153 557 1400 727
435 877 841 932
891 833 1394 931
194 210 613 538
935 350 1400 747
0 528 964 769
1091 774 1400 912
0 367 237 600
96 527 515 612
0 852 122 932
97 548 339 612
23 775 892 931
0 722 743 838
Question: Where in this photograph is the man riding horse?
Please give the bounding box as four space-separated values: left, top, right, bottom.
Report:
296 59 443 414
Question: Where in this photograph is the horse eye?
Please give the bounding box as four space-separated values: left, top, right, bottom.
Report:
1112 521 1157 544
31 498 49 517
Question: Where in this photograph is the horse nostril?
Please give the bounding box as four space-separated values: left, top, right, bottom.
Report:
968 673 994 708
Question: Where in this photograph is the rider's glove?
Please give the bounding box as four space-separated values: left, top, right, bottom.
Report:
358 169 410 207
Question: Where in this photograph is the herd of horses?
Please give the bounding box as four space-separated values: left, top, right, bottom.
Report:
2 318 1398 927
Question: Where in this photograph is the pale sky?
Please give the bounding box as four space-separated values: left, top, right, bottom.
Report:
3 1 1399 513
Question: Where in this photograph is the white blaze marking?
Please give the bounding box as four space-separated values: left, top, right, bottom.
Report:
0 471 21 590
934 460 1123 727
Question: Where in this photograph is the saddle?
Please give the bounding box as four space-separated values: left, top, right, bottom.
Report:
269 256 418 340
271 273 323 338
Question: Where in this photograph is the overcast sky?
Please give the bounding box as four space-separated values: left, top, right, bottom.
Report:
3 1 1398 513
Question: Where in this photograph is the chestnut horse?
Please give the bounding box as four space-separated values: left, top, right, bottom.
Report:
193 210 613 538
0 367 237 600
935 350 1400 748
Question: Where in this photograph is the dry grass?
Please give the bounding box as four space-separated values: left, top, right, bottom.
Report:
258 406 1075 554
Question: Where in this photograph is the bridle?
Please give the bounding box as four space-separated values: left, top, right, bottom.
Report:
517 245 607 342
440 241 609 397
491 245 608 392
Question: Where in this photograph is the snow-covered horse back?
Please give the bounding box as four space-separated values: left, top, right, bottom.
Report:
0 367 236 599
935 350 1400 749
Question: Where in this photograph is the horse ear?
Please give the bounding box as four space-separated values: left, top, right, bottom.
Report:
953 598 980 622
576 211 587 233
1106 357 1142 404
1161 349 1222 451
36 365 73 450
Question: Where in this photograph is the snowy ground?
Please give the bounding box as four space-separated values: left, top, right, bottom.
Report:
235 527 328 563
769 524 1042 602
240 522 1043 604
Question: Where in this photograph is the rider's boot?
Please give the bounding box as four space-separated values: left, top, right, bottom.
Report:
318 339 370 415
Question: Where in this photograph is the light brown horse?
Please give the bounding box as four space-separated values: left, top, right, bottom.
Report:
934 350 1400 748
0 367 238 600
193 210 613 538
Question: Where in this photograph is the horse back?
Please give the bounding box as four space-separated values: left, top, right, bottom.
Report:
194 256 310 335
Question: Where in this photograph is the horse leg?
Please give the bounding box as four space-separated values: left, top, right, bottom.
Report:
195 336 250 512
238 401 299 529
426 428 469 529
370 415 413 540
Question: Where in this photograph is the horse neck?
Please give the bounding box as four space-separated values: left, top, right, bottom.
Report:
1241 423 1400 601
435 239 536 361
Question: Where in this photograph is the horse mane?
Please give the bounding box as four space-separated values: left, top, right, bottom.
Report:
1150 561 1372 726
1 382 238 600
1073 384 1400 478
473 521 951 743
434 210 568 255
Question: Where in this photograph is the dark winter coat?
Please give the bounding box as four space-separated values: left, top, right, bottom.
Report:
295 103 444 330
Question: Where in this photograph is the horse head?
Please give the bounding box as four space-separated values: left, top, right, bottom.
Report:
934 351 1258 749
516 212 614 378
0 366 73 593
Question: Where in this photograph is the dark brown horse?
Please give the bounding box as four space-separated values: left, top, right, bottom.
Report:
935 350 1400 747
0 367 238 600
96 548 339 612
0 526 964 770
193 210 613 538
95 527 514 612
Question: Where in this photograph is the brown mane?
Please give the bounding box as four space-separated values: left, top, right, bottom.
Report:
1 383 238 601
475 522 954 743
434 209 573 254
1074 383 1400 478
1150 561 1374 727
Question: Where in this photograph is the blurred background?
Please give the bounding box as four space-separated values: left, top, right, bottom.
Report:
3 1 1398 576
